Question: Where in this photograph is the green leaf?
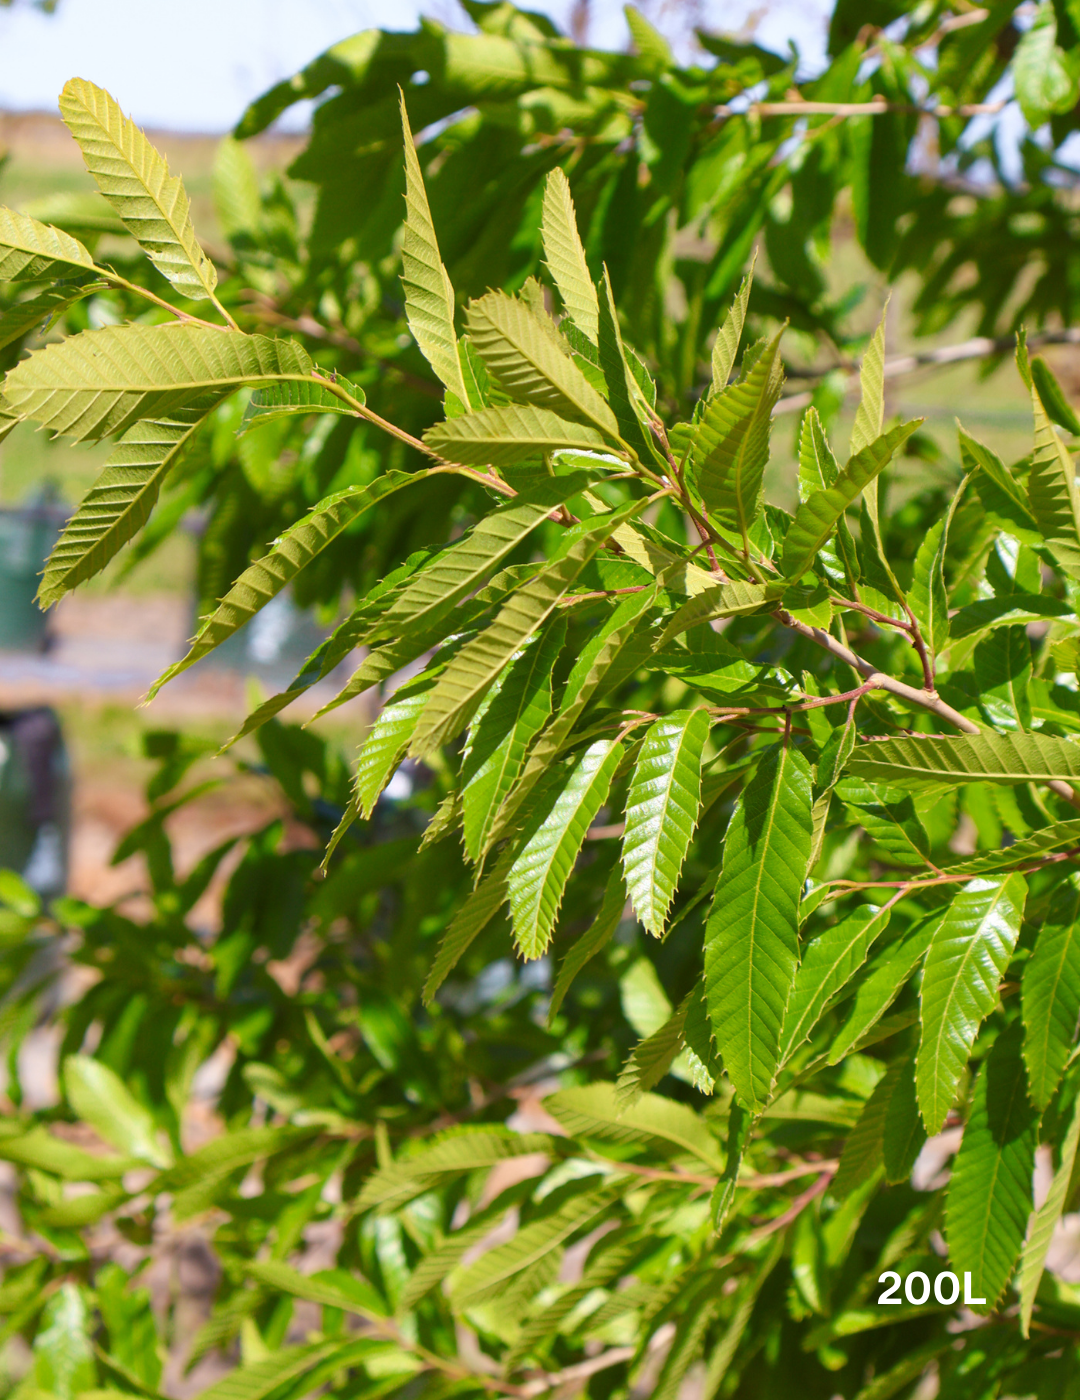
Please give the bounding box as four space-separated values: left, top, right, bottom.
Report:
833 1054 923 1199
621 709 709 938
547 863 628 1024
481 585 658 854
213 133 262 241
597 268 658 466
711 255 755 395
238 376 364 433
541 168 598 344
196 1341 348 1400
508 739 624 959
462 619 565 860
33 1284 95 1400
2 323 314 443
1014 4 1080 128
616 991 693 1110
973 625 1032 730
704 744 814 1110
0 279 104 353
353 687 431 821
410 501 643 756
909 480 965 662
781 420 921 581
850 309 886 456
153 1123 315 1192
797 404 838 499
847 732 1080 788
779 905 891 1066
148 472 418 697
399 94 469 406
959 426 1042 543
1023 875 1080 1110
1018 1086 1080 1335
38 408 211 606
950 592 1072 639
424 402 607 463
1032 356 1080 436
448 1179 625 1309
828 913 943 1065
1028 370 1080 578
505 1232 639 1369
467 289 619 439
356 1128 559 1212
948 817 1080 877
371 479 591 650
656 579 780 647
701 1235 784 1397
59 78 219 302
0 203 98 289
244 1260 385 1318
690 329 784 546
946 1024 1040 1311
0 1127 136 1180
63 1055 172 1169
544 1081 722 1167
422 849 513 1005
917 875 1027 1135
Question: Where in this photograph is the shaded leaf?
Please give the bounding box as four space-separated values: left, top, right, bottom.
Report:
1022 874 1080 1110
946 1024 1040 1311
1018 1086 1080 1335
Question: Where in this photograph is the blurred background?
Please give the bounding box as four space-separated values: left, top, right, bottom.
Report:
0 0 1050 918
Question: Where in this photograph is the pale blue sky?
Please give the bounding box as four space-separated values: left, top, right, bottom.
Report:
0 0 832 132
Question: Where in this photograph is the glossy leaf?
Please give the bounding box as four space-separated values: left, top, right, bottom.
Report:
780 905 891 1066
711 255 755 394
917 875 1027 1135
508 739 624 960
946 1025 1040 1311
0 205 97 282
1028 371 1080 578
621 709 709 937
704 744 814 1110
828 913 943 1065
1022 874 1080 1109
781 420 921 581
1018 1086 1080 1335
547 863 628 1024
38 408 213 606
63 1055 171 1169
846 732 1080 788
690 329 783 545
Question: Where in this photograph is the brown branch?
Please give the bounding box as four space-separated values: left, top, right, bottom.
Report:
720 99 1006 120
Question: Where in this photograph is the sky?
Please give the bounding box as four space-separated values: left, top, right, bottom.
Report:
0 0 833 133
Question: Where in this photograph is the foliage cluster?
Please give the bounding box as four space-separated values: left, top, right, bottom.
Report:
9 5 1080 1399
